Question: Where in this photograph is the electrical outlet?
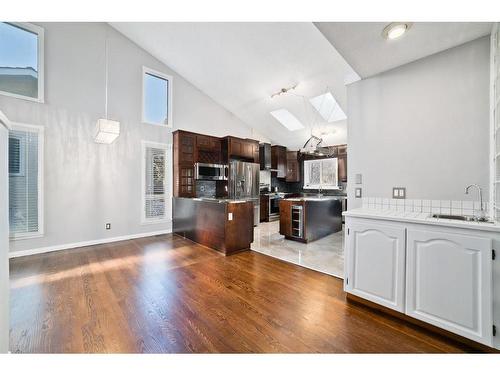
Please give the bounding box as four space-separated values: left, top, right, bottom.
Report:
355 188 362 198
106 223 111 230
355 174 362 184
392 187 406 199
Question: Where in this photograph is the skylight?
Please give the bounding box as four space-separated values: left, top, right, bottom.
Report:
309 92 347 123
270 109 305 131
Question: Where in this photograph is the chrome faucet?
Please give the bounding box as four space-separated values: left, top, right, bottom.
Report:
465 184 485 219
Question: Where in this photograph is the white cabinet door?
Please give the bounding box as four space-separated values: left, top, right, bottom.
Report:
406 229 493 346
345 219 406 312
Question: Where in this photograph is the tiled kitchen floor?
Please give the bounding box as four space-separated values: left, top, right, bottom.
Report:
251 221 344 279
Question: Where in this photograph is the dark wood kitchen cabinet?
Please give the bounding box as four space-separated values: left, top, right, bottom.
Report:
336 144 347 182
174 130 261 198
196 135 221 164
173 131 196 198
260 195 269 222
271 145 287 179
196 134 220 152
279 198 342 243
286 151 300 182
224 136 259 162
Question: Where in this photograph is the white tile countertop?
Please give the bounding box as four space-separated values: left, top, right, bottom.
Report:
343 208 500 232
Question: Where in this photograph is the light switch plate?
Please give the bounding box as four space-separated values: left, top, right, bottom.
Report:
392 187 406 199
228 213 233 221
355 174 362 184
355 188 362 198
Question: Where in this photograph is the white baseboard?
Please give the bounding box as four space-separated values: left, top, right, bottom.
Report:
8 229 172 259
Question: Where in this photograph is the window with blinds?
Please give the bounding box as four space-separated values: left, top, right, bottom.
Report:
492 23 500 221
8 125 43 238
143 142 168 223
303 158 339 190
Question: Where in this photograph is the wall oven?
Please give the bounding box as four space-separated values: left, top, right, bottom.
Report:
194 163 228 181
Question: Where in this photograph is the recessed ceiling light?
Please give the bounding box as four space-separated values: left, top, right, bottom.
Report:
270 109 305 131
382 22 412 40
309 92 347 123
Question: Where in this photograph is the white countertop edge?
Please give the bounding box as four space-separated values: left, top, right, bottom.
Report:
343 208 500 233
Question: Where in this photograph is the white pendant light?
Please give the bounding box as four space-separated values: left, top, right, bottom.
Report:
94 28 120 144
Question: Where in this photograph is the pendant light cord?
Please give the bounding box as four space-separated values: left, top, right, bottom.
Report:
104 27 108 120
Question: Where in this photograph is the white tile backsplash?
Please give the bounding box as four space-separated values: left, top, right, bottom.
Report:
362 197 491 217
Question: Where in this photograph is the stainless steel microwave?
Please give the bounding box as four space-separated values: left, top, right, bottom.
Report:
194 163 228 181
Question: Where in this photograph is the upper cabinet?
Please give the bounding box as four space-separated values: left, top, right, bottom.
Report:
259 143 272 170
173 130 260 198
336 144 347 183
271 145 287 179
173 131 196 197
286 151 300 182
225 136 259 163
196 135 220 152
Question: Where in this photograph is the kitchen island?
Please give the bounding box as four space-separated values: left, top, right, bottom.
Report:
173 197 254 255
279 196 343 242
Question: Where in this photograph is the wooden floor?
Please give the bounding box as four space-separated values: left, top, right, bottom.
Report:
9 234 479 353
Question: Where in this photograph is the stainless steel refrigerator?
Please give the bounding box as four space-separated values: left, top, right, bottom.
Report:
229 160 260 226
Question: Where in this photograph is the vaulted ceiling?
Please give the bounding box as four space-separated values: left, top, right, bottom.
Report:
111 22 492 149
111 22 359 149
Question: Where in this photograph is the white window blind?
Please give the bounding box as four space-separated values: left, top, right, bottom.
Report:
8 125 43 238
143 143 168 222
303 158 339 190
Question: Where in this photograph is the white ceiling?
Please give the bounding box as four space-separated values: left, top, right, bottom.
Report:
111 22 492 149
110 22 360 149
315 22 492 78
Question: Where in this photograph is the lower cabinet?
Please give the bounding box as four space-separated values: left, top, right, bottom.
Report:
345 216 495 347
345 220 406 312
406 229 493 346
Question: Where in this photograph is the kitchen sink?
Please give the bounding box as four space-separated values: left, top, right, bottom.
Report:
431 213 493 223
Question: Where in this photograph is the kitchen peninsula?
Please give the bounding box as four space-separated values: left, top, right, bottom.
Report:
173 197 254 255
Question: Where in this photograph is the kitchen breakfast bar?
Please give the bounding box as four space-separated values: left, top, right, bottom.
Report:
173 197 255 255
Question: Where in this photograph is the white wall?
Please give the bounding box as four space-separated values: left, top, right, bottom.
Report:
0 23 256 255
347 36 490 208
0 124 9 352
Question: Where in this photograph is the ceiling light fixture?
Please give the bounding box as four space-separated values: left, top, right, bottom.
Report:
270 84 298 98
270 109 305 131
382 22 412 40
94 28 120 144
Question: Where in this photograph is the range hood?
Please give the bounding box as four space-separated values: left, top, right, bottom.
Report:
259 143 278 171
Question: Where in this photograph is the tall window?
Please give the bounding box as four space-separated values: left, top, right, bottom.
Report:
9 123 44 238
0 22 44 102
142 66 173 127
142 141 170 223
303 158 339 190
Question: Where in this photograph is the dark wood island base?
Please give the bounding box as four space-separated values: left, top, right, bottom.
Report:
173 197 254 255
279 197 343 243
